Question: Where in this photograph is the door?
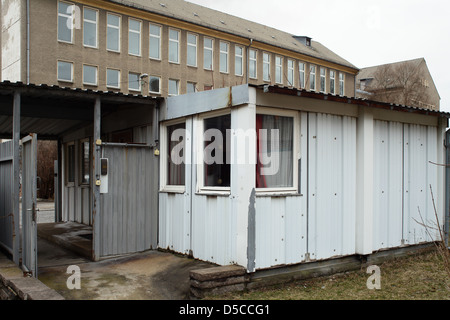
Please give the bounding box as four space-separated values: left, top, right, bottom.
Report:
21 134 38 277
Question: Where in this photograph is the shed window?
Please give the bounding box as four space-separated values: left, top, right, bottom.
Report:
66 143 75 184
80 140 90 185
203 114 231 188
167 123 186 186
256 114 294 189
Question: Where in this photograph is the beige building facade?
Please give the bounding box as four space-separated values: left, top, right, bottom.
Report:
1 0 358 97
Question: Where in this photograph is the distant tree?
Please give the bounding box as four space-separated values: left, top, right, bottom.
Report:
37 141 58 199
364 62 431 108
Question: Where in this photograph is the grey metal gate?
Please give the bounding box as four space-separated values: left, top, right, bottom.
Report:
21 134 38 277
0 141 14 255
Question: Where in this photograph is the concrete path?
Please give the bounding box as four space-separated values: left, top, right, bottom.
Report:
37 238 215 300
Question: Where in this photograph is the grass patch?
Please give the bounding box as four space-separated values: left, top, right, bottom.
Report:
206 250 450 300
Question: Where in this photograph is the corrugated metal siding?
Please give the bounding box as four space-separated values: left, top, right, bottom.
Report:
191 195 238 266
99 145 158 257
373 120 403 250
308 113 356 261
159 192 191 255
403 124 438 245
255 196 306 269
0 141 13 253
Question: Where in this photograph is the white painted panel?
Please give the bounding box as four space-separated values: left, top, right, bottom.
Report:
308 113 356 261
373 121 403 250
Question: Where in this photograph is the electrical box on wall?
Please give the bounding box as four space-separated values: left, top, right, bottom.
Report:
100 158 109 194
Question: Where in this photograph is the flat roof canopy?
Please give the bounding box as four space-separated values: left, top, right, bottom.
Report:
0 81 161 140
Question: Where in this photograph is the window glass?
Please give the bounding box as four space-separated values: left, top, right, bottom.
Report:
149 76 160 94
67 144 75 184
128 72 140 91
129 19 141 55
299 63 305 89
256 114 294 188
263 53 270 82
107 69 120 88
169 29 180 63
187 33 197 67
220 42 228 73
204 38 213 70
167 123 186 186
320 68 326 92
310 65 316 91
187 82 197 93
275 56 282 84
203 114 231 187
80 141 90 184
235 46 243 76
249 49 257 79
149 24 161 59
169 79 179 96
83 8 97 47
58 61 73 82
107 13 120 51
83 65 97 85
58 1 73 42
330 70 335 94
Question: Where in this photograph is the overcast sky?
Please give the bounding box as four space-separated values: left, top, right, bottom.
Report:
187 0 450 113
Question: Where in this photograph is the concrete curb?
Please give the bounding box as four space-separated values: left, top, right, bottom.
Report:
0 252 65 300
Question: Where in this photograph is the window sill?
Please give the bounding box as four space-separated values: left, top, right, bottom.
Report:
256 191 303 197
160 188 186 194
196 189 231 197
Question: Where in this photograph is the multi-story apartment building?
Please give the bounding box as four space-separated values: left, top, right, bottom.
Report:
1 0 359 97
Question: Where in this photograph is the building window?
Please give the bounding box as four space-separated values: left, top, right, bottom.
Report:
169 28 180 64
204 85 214 91
187 82 197 94
149 76 161 94
106 68 120 89
310 65 316 91
220 42 229 73
235 45 244 76
166 122 186 187
249 49 257 79
339 73 345 96
320 68 326 93
83 7 98 48
187 33 197 67
58 1 73 43
169 79 179 96
263 53 270 82
128 18 141 56
203 114 231 188
66 143 75 184
256 110 298 191
299 62 305 89
149 24 161 60
107 13 121 52
275 56 283 84
204 38 214 70
80 140 90 185
330 70 335 94
57 61 73 82
287 59 294 86
83 65 98 86
128 72 141 92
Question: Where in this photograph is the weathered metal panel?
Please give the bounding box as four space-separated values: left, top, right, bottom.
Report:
403 124 439 245
0 141 13 253
307 113 356 261
373 121 403 250
190 195 237 266
99 144 158 257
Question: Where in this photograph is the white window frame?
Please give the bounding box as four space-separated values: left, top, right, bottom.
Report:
203 37 214 71
287 59 294 87
149 75 161 94
128 18 142 56
275 56 283 84
219 41 229 74
168 79 179 96
310 65 316 91
83 7 98 48
330 70 336 95
187 33 198 67
187 81 197 94
256 107 300 195
196 109 231 195
106 68 121 89
58 1 74 44
235 45 244 76
65 141 76 186
339 73 345 96
57 60 74 83
168 28 180 64
263 52 271 82
320 67 326 93
299 62 305 89
128 72 141 92
160 119 188 193
149 23 161 60
106 13 121 52
82 64 98 86
249 49 257 79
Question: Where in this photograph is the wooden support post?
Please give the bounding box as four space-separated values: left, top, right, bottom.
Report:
92 97 101 261
12 92 20 265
